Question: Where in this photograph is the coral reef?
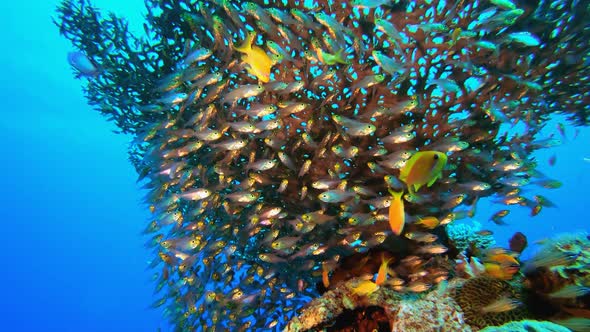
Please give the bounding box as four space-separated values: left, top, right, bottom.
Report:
526 232 590 286
452 276 529 329
480 320 572 332
286 279 471 332
284 277 402 332
389 285 470 332
446 221 496 255
523 232 590 321
54 0 590 329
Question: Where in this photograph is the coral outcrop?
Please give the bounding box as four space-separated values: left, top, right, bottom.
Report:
389 285 470 332
446 221 496 255
452 276 529 329
286 279 471 332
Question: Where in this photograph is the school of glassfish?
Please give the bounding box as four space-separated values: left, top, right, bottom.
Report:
56 0 590 330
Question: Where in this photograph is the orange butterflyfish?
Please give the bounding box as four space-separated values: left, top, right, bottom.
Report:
399 151 447 194
375 253 394 286
388 189 405 235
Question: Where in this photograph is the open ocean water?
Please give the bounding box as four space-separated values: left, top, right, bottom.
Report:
0 0 588 331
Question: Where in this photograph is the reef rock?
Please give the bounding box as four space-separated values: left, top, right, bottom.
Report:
389 284 471 332
285 279 471 332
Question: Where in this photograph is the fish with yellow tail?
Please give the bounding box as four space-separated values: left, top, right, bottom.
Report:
234 32 273 83
399 151 447 194
388 189 405 236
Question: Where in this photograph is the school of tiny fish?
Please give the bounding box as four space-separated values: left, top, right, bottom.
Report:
56 0 590 330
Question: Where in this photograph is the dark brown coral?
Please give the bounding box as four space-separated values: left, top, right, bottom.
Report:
452 277 530 329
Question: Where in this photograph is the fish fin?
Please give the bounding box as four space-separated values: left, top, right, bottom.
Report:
234 32 256 53
426 171 441 187
412 183 421 194
388 189 404 199
333 49 349 65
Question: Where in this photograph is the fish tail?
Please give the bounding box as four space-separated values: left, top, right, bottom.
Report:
333 48 349 64
388 188 403 199
234 32 256 53
406 184 416 196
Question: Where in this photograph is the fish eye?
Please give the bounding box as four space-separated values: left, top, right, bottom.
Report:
433 154 439 160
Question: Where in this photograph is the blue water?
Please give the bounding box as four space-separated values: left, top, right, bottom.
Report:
0 1 588 331
0 1 162 331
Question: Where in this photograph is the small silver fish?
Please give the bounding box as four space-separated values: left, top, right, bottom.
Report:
246 159 277 171
222 84 265 105
177 188 212 201
213 139 248 151
318 189 356 203
226 192 259 203
372 50 406 75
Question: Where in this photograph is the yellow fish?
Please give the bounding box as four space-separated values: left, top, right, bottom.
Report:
375 254 394 286
487 252 519 267
484 263 517 280
399 151 447 194
415 216 440 229
234 32 273 83
350 280 379 296
388 189 405 236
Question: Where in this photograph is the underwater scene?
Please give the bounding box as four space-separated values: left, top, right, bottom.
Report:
2 0 590 331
